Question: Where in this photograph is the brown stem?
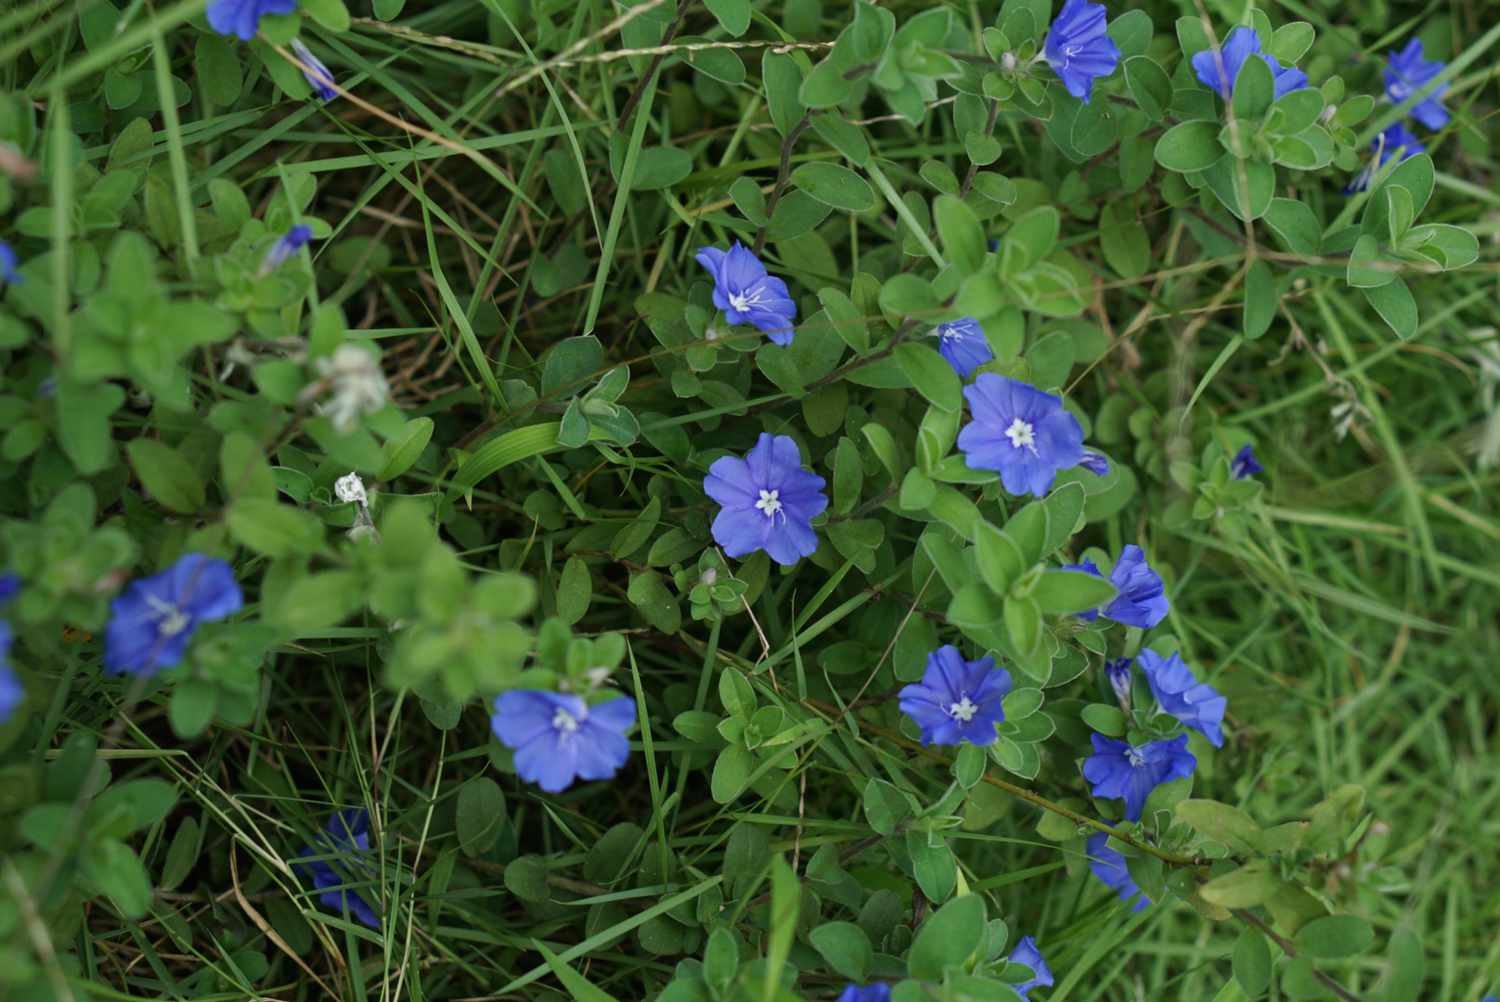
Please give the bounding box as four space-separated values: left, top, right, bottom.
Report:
1232 908 1364 1002
615 0 693 133
752 112 813 255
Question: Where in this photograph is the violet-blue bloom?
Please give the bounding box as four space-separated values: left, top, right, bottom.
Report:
1 623 21 725
1103 545 1168 627
1137 648 1226 748
898 645 1011 747
295 808 380 928
1043 0 1121 103
1105 657 1133 707
1192 27 1307 101
1384 38 1448 130
704 433 827 566
261 224 315 275
291 39 337 100
1086 831 1149 911
694 242 798 344
1079 450 1110 476
1230 443 1263 479
1008 936 1054 999
958 374 1085 497
1346 123 1425 195
934 317 993 379
206 0 296 41
0 241 22 285
104 554 244 676
1069 546 1168 628
836 985 891 1002
1083 733 1196 821
0 572 19 604
1064 557 1103 622
491 690 635 793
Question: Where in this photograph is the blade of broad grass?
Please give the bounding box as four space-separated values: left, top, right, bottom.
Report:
150 29 199 261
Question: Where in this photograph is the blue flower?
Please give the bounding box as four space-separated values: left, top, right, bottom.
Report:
1069 545 1169 628
934 317 993 379
1083 733 1196 821
704 433 827 566
1230 444 1263 480
291 39 337 100
1191 27 1307 102
1008 936 1055 999
1385 39 1448 130
0 241 22 285
206 0 297 41
1 623 22 725
1043 0 1121 103
694 242 798 344
958 374 1085 497
104 554 244 676
1136 649 1226 748
260 224 315 275
836 985 892 1002
295 808 381 928
1105 657 1133 707
1078 450 1109 476
1086 831 1149 911
898 645 1011 747
0 572 20 604
491 690 636 793
1345 123 1426 194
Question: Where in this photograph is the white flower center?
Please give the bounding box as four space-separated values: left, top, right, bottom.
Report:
145 594 191 637
937 324 962 343
948 696 978 722
1064 44 1082 58
1125 747 1146 767
755 489 784 520
728 287 766 313
1004 417 1036 450
552 708 580 734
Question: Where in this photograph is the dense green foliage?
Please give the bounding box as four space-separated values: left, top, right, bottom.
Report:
1 0 1497 1000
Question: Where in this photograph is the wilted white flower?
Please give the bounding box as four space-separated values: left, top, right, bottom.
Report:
313 344 388 433
334 471 367 505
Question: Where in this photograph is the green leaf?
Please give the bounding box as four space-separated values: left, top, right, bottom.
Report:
702 927 740 994
1003 205 1060 271
1031 570 1117 614
1363 278 1418 339
557 556 591 625
299 0 350 31
1080 702 1126 737
762 51 806 135
933 194 986 275
818 286 870 354
810 921 873 981
1124 56 1171 122
1154 120 1223 173
765 858 800 1002
711 744 753 803
907 891 986 980
1204 155 1275 221
127 438 206 514
542 336 604 397
1199 860 1281 909
800 56 853 109
792 162 876 212
160 818 200 891
1243 259 1276 339
1347 234 1393 288
1175 799 1264 854
1233 928 1272 997
456 777 507 858
1263 197 1322 256
1295 915 1374 960
895 343 962 413
1100 200 1150 278
56 380 124 475
833 437 863 515
227 498 325 557
862 778 911 836
1231 49 1274 120
379 416 434 480
87 840 154 918
703 0 750 36
974 520 1029 595
536 941 622 1002
810 114 872 166
1003 594 1042 657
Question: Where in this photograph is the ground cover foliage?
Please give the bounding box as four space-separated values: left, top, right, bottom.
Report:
1 0 1498 999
